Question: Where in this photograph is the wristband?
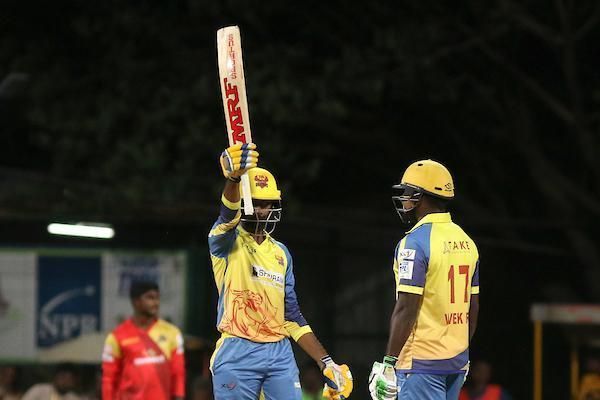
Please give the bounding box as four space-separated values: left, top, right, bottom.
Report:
383 355 398 367
320 355 334 368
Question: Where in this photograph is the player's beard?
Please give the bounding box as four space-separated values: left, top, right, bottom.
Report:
240 207 281 236
241 220 268 237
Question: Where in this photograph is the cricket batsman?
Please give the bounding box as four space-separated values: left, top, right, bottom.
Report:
369 160 480 400
208 143 353 399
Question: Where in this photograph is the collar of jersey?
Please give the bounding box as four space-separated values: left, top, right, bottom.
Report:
406 212 452 234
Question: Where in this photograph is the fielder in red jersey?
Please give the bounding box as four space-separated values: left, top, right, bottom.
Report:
102 281 185 400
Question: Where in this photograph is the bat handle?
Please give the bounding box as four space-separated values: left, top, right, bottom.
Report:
240 173 254 215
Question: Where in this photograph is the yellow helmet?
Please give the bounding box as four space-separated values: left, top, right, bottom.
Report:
399 159 454 199
244 167 282 200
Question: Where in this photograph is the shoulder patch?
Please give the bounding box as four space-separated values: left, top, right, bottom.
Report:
398 260 414 279
398 248 416 260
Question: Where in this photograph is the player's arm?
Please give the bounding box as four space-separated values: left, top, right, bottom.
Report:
296 332 328 367
279 243 353 399
369 293 421 399
101 333 122 400
170 330 185 400
386 292 422 356
386 239 427 356
209 143 259 257
294 333 353 399
370 239 427 400
222 178 240 204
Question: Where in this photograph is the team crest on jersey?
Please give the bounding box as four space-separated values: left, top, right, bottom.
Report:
254 174 269 188
146 348 157 356
275 255 284 266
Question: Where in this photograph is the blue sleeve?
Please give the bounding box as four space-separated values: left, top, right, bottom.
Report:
280 244 308 326
208 197 241 258
472 259 480 287
396 225 431 290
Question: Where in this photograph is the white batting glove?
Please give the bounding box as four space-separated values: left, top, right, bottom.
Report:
368 356 398 400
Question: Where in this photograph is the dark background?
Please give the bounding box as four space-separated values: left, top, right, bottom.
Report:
2 0 600 398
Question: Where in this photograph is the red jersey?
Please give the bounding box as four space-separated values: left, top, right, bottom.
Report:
102 318 185 400
459 384 502 400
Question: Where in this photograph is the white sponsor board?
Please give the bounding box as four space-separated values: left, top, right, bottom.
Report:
0 250 186 362
0 253 37 358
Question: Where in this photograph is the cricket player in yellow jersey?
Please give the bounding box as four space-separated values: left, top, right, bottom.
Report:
369 160 480 400
208 143 353 400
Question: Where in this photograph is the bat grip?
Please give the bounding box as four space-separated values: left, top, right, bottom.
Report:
240 173 254 215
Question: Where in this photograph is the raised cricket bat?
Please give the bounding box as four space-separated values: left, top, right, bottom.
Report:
217 25 254 215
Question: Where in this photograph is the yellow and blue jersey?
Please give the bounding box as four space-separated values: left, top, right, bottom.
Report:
393 212 479 374
208 195 312 343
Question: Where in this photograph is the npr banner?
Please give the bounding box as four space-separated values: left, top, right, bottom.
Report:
0 250 187 362
37 256 102 349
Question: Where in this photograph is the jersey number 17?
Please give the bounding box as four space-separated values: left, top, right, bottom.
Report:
448 265 470 304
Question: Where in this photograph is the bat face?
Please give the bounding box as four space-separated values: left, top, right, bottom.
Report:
223 78 247 144
217 26 253 146
217 25 255 215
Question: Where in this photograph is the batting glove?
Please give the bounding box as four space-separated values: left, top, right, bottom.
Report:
321 356 353 399
368 356 398 400
220 143 259 182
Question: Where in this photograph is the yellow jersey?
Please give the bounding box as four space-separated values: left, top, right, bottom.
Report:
393 212 479 373
208 195 312 343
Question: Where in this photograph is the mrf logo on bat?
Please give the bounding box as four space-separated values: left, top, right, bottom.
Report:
223 78 247 143
223 32 247 144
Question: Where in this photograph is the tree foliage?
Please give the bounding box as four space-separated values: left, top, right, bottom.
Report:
2 0 600 292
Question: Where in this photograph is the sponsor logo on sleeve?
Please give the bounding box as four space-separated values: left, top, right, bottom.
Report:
398 260 414 280
398 248 416 261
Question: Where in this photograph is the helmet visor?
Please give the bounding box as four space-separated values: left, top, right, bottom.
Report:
392 183 422 224
240 200 282 235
